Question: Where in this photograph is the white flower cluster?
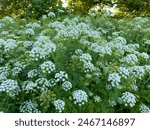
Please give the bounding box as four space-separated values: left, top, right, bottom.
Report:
40 61 56 74
80 39 112 56
0 67 9 82
123 54 138 64
55 71 68 82
119 66 130 79
137 52 149 60
94 95 101 102
23 41 33 48
0 79 20 97
1 31 9 35
75 49 83 56
109 100 117 107
28 69 38 78
48 12 56 17
25 22 41 29
25 28 35 35
72 90 88 106
0 22 5 28
20 100 39 113
0 39 5 48
2 16 14 24
49 18 100 39
89 42 112 55
144 65 150 74
54 99 65 113
78 53 95 73
22 81 36 93
114 36 127 45
62 81 72 91
12 62 27 76
4 39 17 52
120 92 137 107
42 15 47 19
93 67 102 78
83 62 95 73
131 84 139 91
108 73 121 88
29 36 56 61
144 40 150 45
79 53 92 63
90 12 97 17
35 78 50 92
123 44 139 53
130 66 145 79
139 104 150 113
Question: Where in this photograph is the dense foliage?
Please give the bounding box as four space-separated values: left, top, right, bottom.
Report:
0 0 62 19
0 13 150 113
0 0 150 19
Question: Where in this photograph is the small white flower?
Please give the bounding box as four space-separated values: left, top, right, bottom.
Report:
28 69 38 78
119 66 130 79
137 52 149 60
55 71 68 82
12 62 27 76
72 90 88 106
42 15 47 19
48 12 56 17
62 81 72 91
79 53 92 63
0 79 20 97
22 81 36 93
83 62 95 73
20 100 39 113
40 61 55 74
108 73 121 88
35 78 50 92
123 54 138 65
54 99 65 113
4 39 17 52
139 104 150 113
75 49 83 55
0 67 9 81
94 96 101 102
129 66 145 79
25 28 35 35
120 92 137 107
131 84 139 91
109 100 117 107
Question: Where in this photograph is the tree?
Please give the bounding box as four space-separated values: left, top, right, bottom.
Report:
0 0 61 19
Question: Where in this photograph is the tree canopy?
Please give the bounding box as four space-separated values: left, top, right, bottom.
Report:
0 0 150 19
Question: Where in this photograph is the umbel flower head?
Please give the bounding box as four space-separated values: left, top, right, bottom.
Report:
0 79 20 97
54 99 65 113
72 90 88 106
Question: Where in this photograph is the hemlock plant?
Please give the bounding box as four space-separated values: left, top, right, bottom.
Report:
0 13 150 113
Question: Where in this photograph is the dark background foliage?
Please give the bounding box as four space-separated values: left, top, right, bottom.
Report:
0 0 150 19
